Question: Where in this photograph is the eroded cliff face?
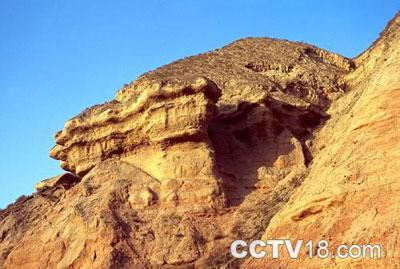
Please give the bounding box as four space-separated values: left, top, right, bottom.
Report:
0 13 399 269
247 13 400 268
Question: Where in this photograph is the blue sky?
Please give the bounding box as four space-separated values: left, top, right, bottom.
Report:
0 1 398 209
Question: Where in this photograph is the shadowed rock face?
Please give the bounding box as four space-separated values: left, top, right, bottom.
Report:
1 12 399 269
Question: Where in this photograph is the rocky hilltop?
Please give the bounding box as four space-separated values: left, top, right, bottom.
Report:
1 12 399 269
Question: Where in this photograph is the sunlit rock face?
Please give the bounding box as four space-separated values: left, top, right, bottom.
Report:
247 12 400 269
1 13 399 269
48 35 351 211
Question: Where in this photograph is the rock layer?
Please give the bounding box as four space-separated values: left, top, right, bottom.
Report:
1 12 399 269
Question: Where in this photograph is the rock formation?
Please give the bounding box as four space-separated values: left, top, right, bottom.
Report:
247 12 400 268
0 12 399 269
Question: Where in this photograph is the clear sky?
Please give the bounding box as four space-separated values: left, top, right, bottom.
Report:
0 1 398 209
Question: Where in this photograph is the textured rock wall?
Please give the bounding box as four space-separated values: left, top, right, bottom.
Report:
247 12 400 269
0 12 399 269
49 36 351 212
50 78 226 209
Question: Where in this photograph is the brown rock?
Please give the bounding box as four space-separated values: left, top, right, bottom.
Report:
247 12 400 269
34 173 80 191
1 12 399 269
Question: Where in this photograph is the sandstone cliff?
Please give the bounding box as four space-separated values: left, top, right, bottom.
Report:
248 12 400 268
0 12 399 269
